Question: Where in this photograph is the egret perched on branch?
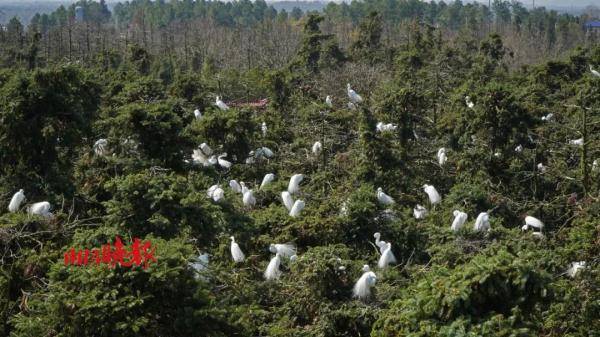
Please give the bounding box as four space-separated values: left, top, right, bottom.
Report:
376 187 394 206
230 236 245 263
200 143 213 156
325 95 333 108
240 182 249 195
281 191 294 211
567 261 586 278
522 216 544 233
353 265 376 301
423 184 441 205
288 174 304 194
192 148 210 166
28 201 53 218
312 141 322 156
373 232 387 254
473 212 490 232
256 147 274 159
515 144 523 153
589 65 600 78
93 139 108 156
537 163 547 173
8 189 25 213
215 96 229 110
437 148 447 166
451 210 468 232
245 151 256 164
207 184 219 198
208 155 218 166
264 253 282 281
261 122 267 137
217 153 232 169
569 138 584 146
289 200 305 217
229 180 242 193
377 242 397 269
465 96 474 109
207 185 224 202
541 113 553 121
413 205 428 219
193 109 202 119
347 83 363 103
376 122 397 133
269 243 296 258
242 190 256 208
260 173 275 189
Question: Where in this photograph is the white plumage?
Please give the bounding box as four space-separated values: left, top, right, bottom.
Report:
515 144 523 153
569 138 584 146
373 232 387 254
256 147 274 159
215 96 229 110
212 187 225 202
269 243 297 258
207 184 219 198
93 139 108 156
437 148 447 166
28 201 53 218
377 242 397 269
347 83 363 103
451 210 468 232
567 261 586 278
281 191 294 211
376 122 398 133
288 174 304 194
193 109 202 119
312 141 322 156
242 190 256 208
413 204 428 219
537 163 547 173
190 253 209 272
289 200 305 217
230 236 245 263
353 265 376 301
208 155 218 166
192 148 210 166
200 142 213 156
8 189 25 213
347 102 357 110
522 216 544 232
541 113 553 121
376 187 394 206
423 184 441 205
261 122 267 137
264 253 282 281
465 96 474 109
240 182 249 195
593 159 598 172
590 65 600 78
217 153 232 169
229 180 242 193
325 95 333 108
473 212 490 232
260 173 275 189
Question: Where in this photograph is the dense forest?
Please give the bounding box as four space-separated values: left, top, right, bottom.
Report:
0 0 599 336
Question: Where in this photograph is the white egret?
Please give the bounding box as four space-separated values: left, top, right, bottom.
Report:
207 184 219 198
541 113 553 121
373 232 387 254
260 173 275 189
347 83 363 103
217 153 232 169
269 243 297 258
281 191 294 211
192 149 210 166
451 210 468 232
200 143 213 156
376 122 397 133
190 253 209 272
240 182 249 195
593 159 598 172
215 96 229 110
28 201 53 218
522 216 544 232
353 265 376 301
212 187 225 202
515 144 523 153
245 151 256 164
473 212 490 232
93 139 108 156
193 109 202 119
288 174 304 194
261 122 267 137
229 180 242 193
569 138 584 146
494 152 501 158
230 236 245 263
339 201 348 217
537 163 547 173
264 253 282 281
256 147 274 159
8 189 25 213
208 155 218 166
289 200 305 217
312 141 322 156
423 184 441 205
589 65 600 78
465 96 474 109
377 242 397 269
325 95 333 108
437 148 447 166
413 204 428 219
567 261 586 278
376 187 394 206
242 190 256 208
347 102 357 110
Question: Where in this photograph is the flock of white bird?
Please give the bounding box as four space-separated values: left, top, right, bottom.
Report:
7 72 596 301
